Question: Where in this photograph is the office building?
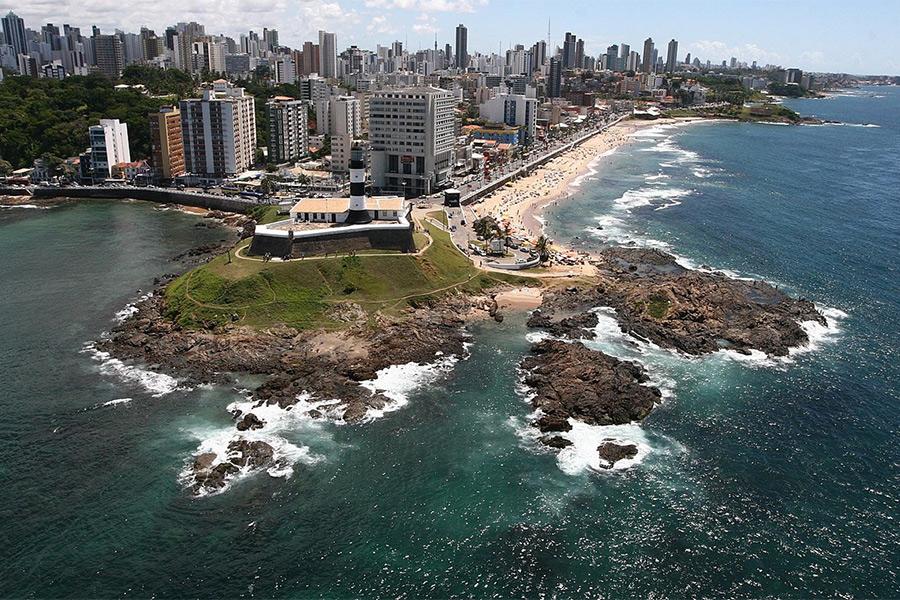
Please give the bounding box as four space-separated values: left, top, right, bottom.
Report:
455 24 467 69
89 118 131 180
267 97 308 164
180 80 257 179
369 87 455 196
641 37 654 73
148 105 185 181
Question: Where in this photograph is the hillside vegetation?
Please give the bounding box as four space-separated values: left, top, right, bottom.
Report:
165 223 536 330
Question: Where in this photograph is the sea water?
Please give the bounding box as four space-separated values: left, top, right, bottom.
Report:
1 88 897 597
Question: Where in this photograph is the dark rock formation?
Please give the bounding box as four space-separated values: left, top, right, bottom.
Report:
522 339 660 428
532 247 825 357
597 442 638 468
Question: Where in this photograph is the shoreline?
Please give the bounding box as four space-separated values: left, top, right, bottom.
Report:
471 117 701 249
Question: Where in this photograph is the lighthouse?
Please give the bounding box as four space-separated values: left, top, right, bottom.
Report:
345 144 373 224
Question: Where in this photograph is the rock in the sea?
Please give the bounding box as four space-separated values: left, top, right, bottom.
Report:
597 442 638 469
540 435 573 449
523 339 659 427
227 439 274 468
236 412 264 431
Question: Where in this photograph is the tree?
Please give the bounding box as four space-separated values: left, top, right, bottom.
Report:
0 158 12 176
534 235 551 263
473 216 499 240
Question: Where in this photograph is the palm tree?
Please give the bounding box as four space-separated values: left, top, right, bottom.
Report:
534 235 551 264
501 222 513 250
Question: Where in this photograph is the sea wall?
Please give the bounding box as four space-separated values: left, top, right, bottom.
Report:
31 186 257 214
248 225 415 257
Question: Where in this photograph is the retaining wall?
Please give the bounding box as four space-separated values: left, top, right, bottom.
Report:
30 186 257 214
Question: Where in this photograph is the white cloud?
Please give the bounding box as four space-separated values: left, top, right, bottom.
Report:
686 39 782 65
363 0 485 11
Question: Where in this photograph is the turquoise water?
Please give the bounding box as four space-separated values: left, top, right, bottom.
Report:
2 89 898 598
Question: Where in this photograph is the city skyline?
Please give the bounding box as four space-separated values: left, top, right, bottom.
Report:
1 0 898 75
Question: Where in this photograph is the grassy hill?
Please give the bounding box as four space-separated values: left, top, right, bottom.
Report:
165 223 537 330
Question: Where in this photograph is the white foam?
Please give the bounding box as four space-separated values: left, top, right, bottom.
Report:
114 292 152 323
84 344 180 397
359 355 459 420
102 397 132 407
613 186 693 210
653 200 682 211
0 204 51 210
181 425 322 497
639 136 700 163
556 420 653 473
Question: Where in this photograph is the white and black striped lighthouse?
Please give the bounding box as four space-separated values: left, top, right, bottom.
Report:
345 144 373 224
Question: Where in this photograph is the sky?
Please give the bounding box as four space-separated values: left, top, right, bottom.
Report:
2 0 898 75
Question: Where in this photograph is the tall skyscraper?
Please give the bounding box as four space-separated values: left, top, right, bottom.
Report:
548 57 562 98
563 32 577 68
148 106 185 181
301 41 319 75
318 30 337 78
267 97 308 164
1 11 27 58
641 37 654 73
455 24 467 69
180 80 257 178
574 38 584 69
369 86 456 196
665 38 678 74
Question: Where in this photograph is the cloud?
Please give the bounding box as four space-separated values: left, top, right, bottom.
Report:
366 15 397 35
363 0 486 11
686 39 782 65
412 13 439 35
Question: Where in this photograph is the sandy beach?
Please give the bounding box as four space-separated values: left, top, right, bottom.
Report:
472 118 682 246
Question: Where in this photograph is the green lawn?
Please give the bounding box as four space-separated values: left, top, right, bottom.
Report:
426 209 448 227
165 223 537 330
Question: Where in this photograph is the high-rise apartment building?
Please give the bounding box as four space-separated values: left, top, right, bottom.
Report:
180 80 257 178
88 118 131 180
2 11 27 59
548 57 562 98
369 87 455 196
562 32 577 68
93 34 124 78
665 38 678 74
148 106 185 181
318 30 336 78
479 93 538 144
267 97 308 164
455 24 467 69
641 37 654 73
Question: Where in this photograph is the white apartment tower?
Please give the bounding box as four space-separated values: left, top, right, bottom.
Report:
478 93 538 144
318 30 337 79
88 119 131 179
267 97 308 164
369 86 456 196
180 80 257 178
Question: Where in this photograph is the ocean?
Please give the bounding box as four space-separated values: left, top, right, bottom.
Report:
1 88 898 597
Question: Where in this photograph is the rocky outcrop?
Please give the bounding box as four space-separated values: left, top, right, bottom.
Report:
597 442 638 468
189 439 276 494
532 247 825 357
523 339 660 434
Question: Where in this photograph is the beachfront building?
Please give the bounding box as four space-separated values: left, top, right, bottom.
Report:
148 105 185 182
369 86 456 197
478 93 538 144
87 118 131 181
267 96 308 164
180 80 256 180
